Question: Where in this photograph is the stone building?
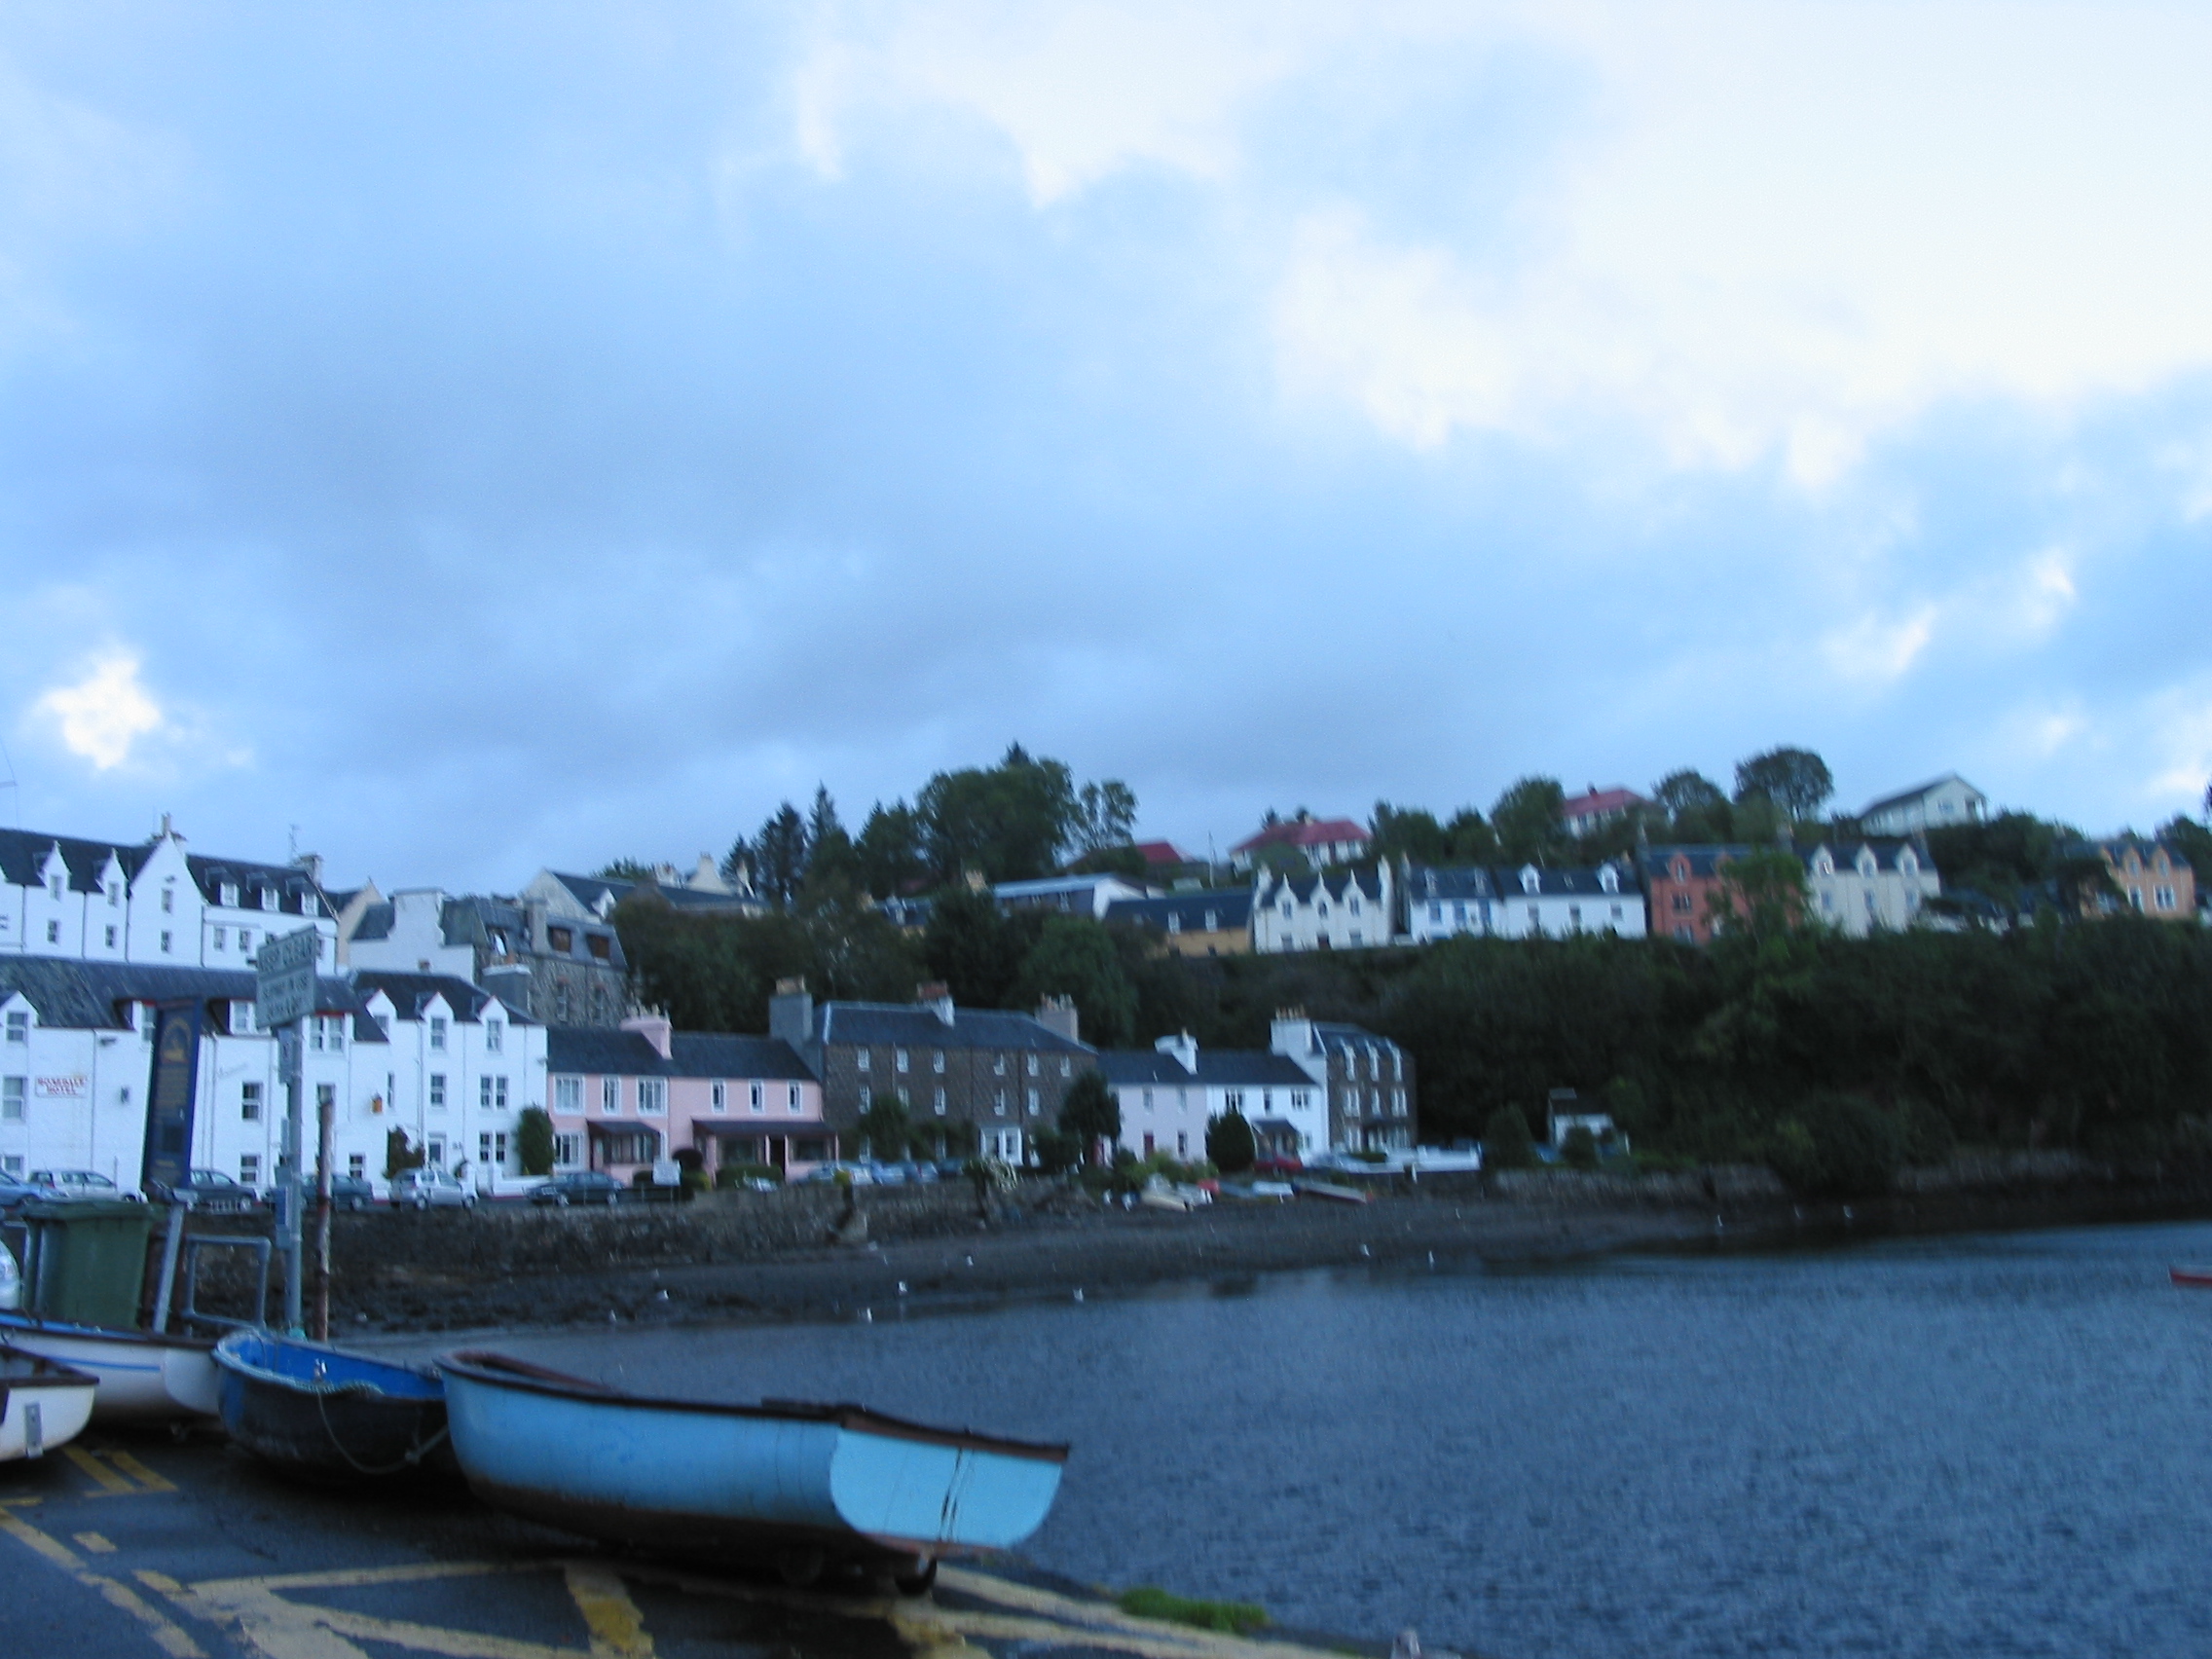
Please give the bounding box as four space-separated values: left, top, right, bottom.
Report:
1270 1009 1417 1152
769 980 1093 1166
339 887 630 1026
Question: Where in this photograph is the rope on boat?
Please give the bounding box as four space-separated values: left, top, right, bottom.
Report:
313 1382 449 1478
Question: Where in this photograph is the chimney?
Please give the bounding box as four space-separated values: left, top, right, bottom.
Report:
483 963 534 1020
525 897 550 952
1035 994 1079 1043
1154 1030 1198 1074
769 977 813 1051
622 1011 674 1059
916 982 956 1026
1271 1007 1323 1085
292 851 324 884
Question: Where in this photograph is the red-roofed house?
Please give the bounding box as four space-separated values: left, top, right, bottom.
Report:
1131 840 1190 871
1229 813 1372 872
1562 787 1649 839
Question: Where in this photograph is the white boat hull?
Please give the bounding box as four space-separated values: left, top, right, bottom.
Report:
0 1318 220 1423
0 1359 98 1461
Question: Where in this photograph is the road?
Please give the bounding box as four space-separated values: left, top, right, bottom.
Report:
1 1428 1365 1659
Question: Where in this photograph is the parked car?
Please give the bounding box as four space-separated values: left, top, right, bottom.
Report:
389 1167 477 1211
325 1173 376 1211
0 1238 18 1309
151 1169 260 1212
799 1161 875 1185
530 1171 624 1207
0 1170 42 1213
25 1169 139 1202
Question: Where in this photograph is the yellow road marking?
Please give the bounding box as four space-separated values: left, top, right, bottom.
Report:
109 1448 180 1492
562 1563 656 1659
65 1444 141 1494
204 1558 522 1593
0 1499 206 1657
77 1530 119 1553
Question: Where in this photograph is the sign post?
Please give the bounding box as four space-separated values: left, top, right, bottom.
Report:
257 926 321 1336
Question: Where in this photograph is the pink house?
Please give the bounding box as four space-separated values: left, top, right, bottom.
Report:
544 1014 832 1183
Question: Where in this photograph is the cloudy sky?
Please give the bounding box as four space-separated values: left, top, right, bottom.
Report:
4 1 2209 889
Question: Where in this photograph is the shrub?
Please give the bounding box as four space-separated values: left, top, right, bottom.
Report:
1561 1124 1601 1171
1767 1090 1902 1198
384 1127 426 1180
516 1108 557 1177
1058 1071 1122 1163
1482 1107 1537 1170
1205 1110 1256 1175
1031 1127 1082 1175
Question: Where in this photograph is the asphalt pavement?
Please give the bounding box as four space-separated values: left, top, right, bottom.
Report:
1 1426 1368 1659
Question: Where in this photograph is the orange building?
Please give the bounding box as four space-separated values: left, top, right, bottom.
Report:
2079 836 2197 921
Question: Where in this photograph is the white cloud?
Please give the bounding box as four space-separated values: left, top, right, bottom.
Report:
798 1 2212 476
32 650 164 770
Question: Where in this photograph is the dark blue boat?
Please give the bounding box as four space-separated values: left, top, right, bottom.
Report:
213 1330 455 1481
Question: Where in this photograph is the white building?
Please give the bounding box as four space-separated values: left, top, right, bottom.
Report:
1858 775 1987 837
992 873 1154 919
1096 1033 1325 1162
0 823 340 975
1800 840 1940 936
1488 862 1646 940
1402 866 1502 942
0 961 543 1197
1253 863 1397 952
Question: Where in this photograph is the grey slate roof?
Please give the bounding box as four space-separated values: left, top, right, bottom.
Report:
0 829 148 893
1860 773 1976 817
1495 864 1640 898
185 852 329 914
1799 838 1936 875
1103 891 1253 933
1278 1019 1403 1062
544 1028 815 1080
0 959 381 1040
1641 844 1755 880
350 971 533 1026
816 1003 1094 1055
1095 1049 1311 1088
1406 866 1498 902
548 871 752 916
1266 865 1386 904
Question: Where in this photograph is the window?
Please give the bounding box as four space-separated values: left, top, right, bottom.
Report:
1026 1054 1039 1077
220 882 239 907
932 1051 944 1074
107 883 118 907
425 1137 445 1168
1166 911 1183 935
480 1075 510 1110
212 925 227 949
1026 1088 1041 1116
857 1050 871 1073
1567 904 1582 930
486 1021 503 1053
638 1079 664 1114
1429 903 1443 922
1059 1057 1071 1078
429 1074 447 1109
897 1087 909 1107
1672 891 1692 913
2 1078 23 1122
1225 1089 1244 1112
712 1081 726 1112
241 1082 263 1121
429 1017 448 1051
480 1132 510 1167
993 1053 1006 1076
1203 909 1218 931
933 1088 946 1117
262 888 278 912
554 1134 580 1167
895 1049 909 1073
238 928 252 953
303 895 319 918
994 1088 1008 1117
160 930 172 953
240 1154 260 1186
788 1085 801 1113
1176 1132 1189 1158
587 934 611 961
602 1077 620 1114
162 885 174 913
104 925 117 947
316 1083 335 1113
1526 905 1539 929
750 1081 763 1114
4 1012 24 1043
324 1014 346 1051
48 873 63 900
46 920 59 944
548 926 573 952
2157 885 2176 909
859 1085 872 1109
556 1077 582 1112
349 1153 366 1180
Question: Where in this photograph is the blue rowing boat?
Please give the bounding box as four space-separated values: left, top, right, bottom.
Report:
213 1330 455 1481
438 1349 1068 1590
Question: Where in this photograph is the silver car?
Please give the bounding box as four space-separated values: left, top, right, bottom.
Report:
388 1167 477 1211
26 1168 139 1202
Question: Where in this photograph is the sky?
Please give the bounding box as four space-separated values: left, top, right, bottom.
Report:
3 1 2210 891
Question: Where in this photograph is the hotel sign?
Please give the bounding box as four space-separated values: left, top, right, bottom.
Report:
33 1074 87 1098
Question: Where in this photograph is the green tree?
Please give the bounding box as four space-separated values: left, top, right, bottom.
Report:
855 801 928 898
1371 801 1450 865
384 1126 426 1179
858 1094 910 1161
1072 779 1139 858
1206 1109 1256 1174
593 858 655 881
1057 1071 1122 1164
923 887 1035 1010
1481 1106 1537 1170
1708 847 1809 943
1560 1124 1600 1170
1030 1126 1083 1175
754 802 810 907
1492 777 1567 866
1014 917 1137 1047
516 1108 556 1177
1444 808 1501 864
803 786 856 894
1734 747 1834 820
916 744 1080 882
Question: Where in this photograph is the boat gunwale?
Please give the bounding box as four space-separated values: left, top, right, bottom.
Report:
0 1352 103 1391
440 1349 1070 1464
214 1331 444 1402
0 1309 215 1353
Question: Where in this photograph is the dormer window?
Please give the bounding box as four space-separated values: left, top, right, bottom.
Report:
1858 853 1876 877
261 888 278 912
429 1016 448 1051
1202 910 1217 931
1672 859 1689 882
1520 866 1540 894
486 1021 503 1054
1600 866 1619 894
220 882 239 907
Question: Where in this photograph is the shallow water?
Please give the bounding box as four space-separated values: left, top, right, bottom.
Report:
498 1219 2212 1658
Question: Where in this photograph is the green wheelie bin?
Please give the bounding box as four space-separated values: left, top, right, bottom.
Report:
19 1198 154 1327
